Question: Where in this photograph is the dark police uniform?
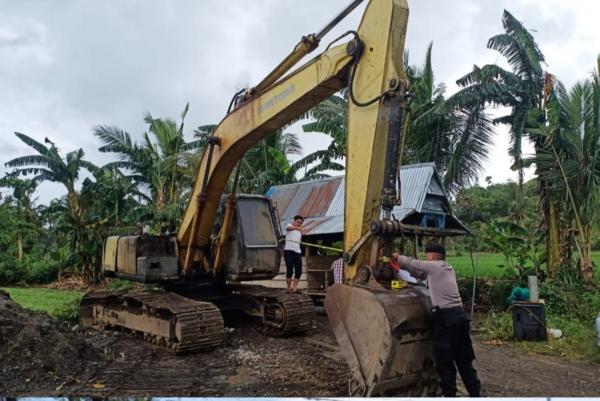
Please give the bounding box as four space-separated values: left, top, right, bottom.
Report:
397 253 481 397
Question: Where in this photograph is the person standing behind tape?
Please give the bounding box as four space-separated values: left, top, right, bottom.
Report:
330 257 344 284
392 243 481 397
284 215 304 294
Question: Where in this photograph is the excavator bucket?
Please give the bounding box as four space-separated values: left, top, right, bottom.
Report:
325 283 440 396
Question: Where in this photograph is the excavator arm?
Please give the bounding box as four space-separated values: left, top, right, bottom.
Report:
178 0 408 278
177 31 354 272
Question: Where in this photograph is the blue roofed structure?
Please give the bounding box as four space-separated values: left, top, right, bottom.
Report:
267 162 469 239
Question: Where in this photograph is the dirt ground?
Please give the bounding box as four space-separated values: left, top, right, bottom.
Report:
1 289 599 397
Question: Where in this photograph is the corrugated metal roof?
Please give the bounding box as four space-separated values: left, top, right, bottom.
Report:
325 177 345 216
268 163 460 236
269 176 343 220
280 215 344 236
398 162 434 212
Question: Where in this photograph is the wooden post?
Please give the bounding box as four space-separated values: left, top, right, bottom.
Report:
412 234 418 258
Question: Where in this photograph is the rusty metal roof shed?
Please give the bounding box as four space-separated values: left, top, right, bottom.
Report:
267 162 469 237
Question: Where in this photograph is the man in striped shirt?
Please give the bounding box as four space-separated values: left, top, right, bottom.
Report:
330 257 344 284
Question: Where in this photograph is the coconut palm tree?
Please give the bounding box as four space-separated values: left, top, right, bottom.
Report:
447 10 546 187
236 129 303 193
184 123 303 195
296 44 494 192
531 58 600 282
406 44 493 194
294 91 347 180
94 104 202 231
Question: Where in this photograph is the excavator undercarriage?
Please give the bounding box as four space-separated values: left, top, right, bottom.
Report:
80 291 226 354
80 285 314 353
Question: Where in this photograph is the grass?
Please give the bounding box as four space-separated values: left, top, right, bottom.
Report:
479 311 600 363
448 250 600 280
1 287 84 322
448 252 507 279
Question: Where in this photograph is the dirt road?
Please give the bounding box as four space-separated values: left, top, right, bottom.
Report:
474 340 600 397
1 290 599 397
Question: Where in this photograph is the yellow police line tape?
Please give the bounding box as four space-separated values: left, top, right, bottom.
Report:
282 239 343 253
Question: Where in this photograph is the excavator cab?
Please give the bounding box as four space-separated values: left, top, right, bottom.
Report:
213 194 282 281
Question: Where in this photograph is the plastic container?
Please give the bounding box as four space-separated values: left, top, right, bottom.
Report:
527 275 539 302
512 302 547 341
547 328 562 339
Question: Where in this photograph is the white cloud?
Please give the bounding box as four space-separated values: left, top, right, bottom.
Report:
1 0 598 202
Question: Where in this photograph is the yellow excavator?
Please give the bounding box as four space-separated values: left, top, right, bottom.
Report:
80 0 438 396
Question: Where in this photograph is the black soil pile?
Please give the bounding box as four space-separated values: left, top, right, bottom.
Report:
0 289 111 394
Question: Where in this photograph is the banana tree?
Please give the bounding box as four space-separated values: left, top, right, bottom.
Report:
3 133 100 282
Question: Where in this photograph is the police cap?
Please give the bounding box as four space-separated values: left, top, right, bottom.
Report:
425 243 446 255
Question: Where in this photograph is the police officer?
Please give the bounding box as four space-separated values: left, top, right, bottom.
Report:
392 243 481 397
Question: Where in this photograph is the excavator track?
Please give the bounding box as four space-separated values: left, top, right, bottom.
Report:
80 291 225 354
229 285 315 336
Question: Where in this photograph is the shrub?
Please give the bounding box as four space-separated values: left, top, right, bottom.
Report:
458 277 512 311
0 260 26 284
24 257 60 284
0 255 60 285
108 278 136 291
51 296 81 322
540 279 600 322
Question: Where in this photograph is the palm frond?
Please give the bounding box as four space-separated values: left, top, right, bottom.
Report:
14 132 50 155
5 155 54 169
93 125 134 154
278 132 302 155
4 167 56 179
194 124 217 137
80 160 100 174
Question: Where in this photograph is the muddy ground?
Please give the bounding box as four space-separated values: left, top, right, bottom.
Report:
1 289 599 397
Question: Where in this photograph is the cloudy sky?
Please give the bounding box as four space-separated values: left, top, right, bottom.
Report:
1 0 598 202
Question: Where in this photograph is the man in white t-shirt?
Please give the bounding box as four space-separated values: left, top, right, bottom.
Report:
284 215 304 293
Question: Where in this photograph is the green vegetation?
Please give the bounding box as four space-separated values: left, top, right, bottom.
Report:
1 287 83 322
449 253 508 279
480 312 600 363
450 251 600 280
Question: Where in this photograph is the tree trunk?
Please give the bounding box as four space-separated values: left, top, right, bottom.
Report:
579 228 594 283
579 245 594 282
17 232 23 261
513 167 525 224
156 185 166 210
67 190 86 229
545 199 561 277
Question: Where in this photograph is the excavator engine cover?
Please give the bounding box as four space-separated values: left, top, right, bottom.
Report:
102 235 179 282
325 283 440 396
